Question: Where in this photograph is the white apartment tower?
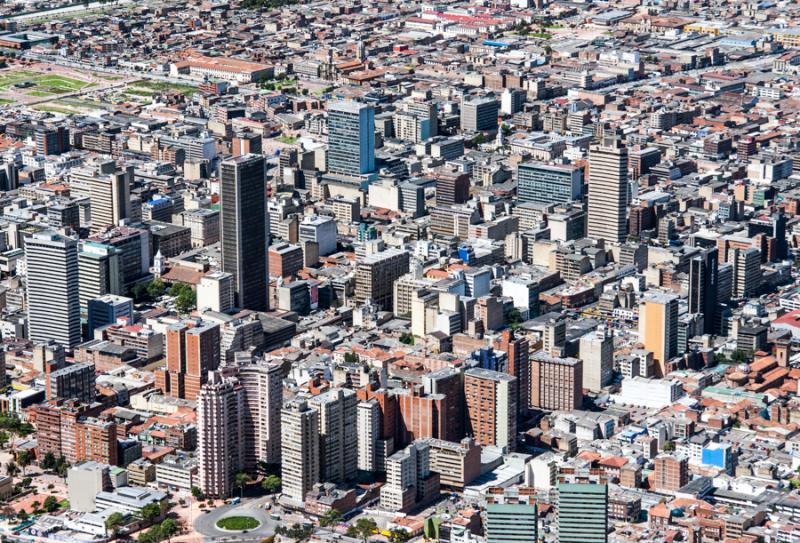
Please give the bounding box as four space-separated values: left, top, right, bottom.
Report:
25 231 81 348
587 138 629 243
309 388 358 483
281 399 320 503
197 371 245 498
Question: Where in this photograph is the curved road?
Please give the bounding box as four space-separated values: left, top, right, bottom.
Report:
194 497 277 541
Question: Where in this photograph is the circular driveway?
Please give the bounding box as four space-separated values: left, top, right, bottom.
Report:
194 498 277 540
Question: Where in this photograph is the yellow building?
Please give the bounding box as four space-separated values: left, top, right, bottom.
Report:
638 294 679 377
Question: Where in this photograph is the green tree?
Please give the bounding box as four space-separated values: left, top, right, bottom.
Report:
319 509 342 527
40 452 56 471
507 308 523 330
147 279 166 300
17 509 28 521
106 511 126 535
399 333 415 346
5 461 18 477
160 518 179 541
663 440 675 452
169 283 196 314
140 502 162 524
31 501 40 513
261 474 281 494
0 430 9 449
131 283 149 302
191 486 204 500
16 451 30 475
235 472 250 499
347 518 377 543
388 529 411 543
43 495 59 513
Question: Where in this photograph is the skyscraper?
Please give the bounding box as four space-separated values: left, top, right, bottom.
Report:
354 249 411 310
78 241 123 311
281 399 320 503
464 368 517 452
529 353 583 411
579 325 614 393
688 247 718 335
81 161 132 234
158 321 221 401
486 490 538 543
495 330 530 419
639 293 679 377
587 139 629 243
308 388 358 483
198 371 245 498
357 399 380 472
557 483 608 543
731 247 762 299
220 154 268 311
237 360 284 468
26 231 81 349
327 101 375 177
517 163 583 205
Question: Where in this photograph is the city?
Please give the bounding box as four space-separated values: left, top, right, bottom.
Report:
0 0 797 542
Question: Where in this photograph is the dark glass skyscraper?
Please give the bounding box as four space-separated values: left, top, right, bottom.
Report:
220 154 268 311
688 247 718 335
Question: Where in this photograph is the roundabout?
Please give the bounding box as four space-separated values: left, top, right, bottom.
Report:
194 498 276 539
216 516 261 531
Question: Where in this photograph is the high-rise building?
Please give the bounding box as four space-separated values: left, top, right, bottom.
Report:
299 216 337 257
47 362 96 402
87 294 133 336
422 368 464 442
517 163 583 205
309 388 358 483
220 154 268 311
281 399 320 503
197 371 245 498
36 126 69 156
196 271 235 313
688 247 718 335
464 368 517 452
268 242 304 279
460 96 499 132
639 294 679 377
357 399 381 472
435 172 470 207
529 353 583 411
486 490 538 543
495 330 530 418
379 440 439 513
327 101 375 177
653 454 688 493
579 325 613 393
157 321 220 401
354 249 411 310
26 231 81 349
731 247 762 299
557 483 608 543
587 139 628 243
83 162 132 234
237 360 284 468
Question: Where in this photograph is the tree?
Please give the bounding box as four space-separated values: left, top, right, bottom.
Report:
388 529 411 543
507 308 522 330
663 440 675 452
261 474 281 494
347 518 377 543
399 332 415 346
5 461 18 478
191 486 204 500
0 430 9 450
319 509 342 527
55 457 69 479
31 501 41 513
17 509 28 521
235 472 250 499
16 451 30 475
169 283 196 315
43 495 59 513
40 452 56 471
343 352 360 364
140 502 162 524
160 518 179 542
106 511 126 535
147 279 166 300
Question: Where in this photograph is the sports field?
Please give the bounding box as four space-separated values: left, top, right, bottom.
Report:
0 70 93 96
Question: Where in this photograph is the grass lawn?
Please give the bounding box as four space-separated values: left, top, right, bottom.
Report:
130 79 197 96
216 516 260 531
0 70 92 95
125 88 155 97
32 103 74 115
0 98 13 105
277 135 298 144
